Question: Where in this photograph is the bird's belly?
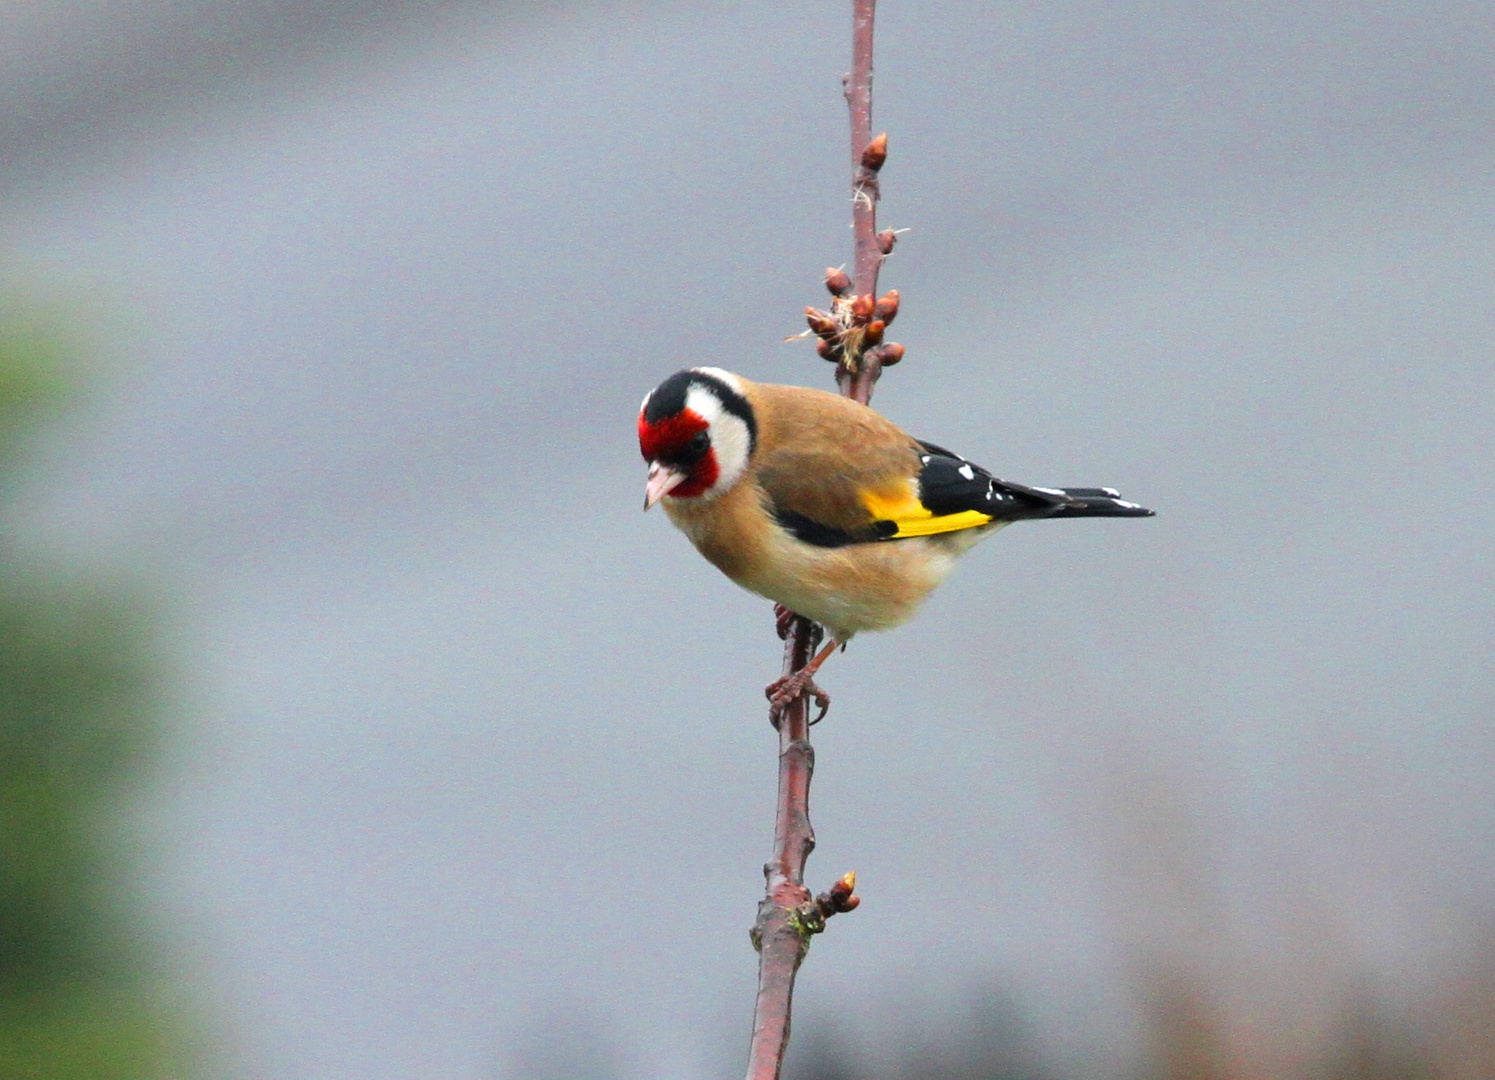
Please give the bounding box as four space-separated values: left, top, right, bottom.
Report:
666 489 1007 640
733 531 984 640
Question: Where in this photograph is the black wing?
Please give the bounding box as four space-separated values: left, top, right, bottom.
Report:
916 441 1155 521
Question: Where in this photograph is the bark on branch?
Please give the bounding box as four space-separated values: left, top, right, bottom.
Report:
743 2 895 1077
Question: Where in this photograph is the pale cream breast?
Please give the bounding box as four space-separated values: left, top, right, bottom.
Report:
665 474 1007 639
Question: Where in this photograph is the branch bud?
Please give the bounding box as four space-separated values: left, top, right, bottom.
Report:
879 342 905 366
824 267 852 296
860 132 888 171
877 230 898 254
864 319 885 346
817 870 860 915
816 338 842 362
805 308 838 338
874 290 899 324
849 293 875 323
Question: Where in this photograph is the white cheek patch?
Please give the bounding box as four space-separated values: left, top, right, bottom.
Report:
684 384 751 497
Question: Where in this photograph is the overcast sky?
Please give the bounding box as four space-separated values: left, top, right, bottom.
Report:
2 1 1494 1078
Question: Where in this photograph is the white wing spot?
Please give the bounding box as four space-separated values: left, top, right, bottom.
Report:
920 455 931 464
958 464 975 480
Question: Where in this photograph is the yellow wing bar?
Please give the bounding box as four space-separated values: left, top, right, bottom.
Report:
882 509 994 537
860 485 994 539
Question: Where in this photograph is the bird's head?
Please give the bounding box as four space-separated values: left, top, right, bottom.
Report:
639 367 757 509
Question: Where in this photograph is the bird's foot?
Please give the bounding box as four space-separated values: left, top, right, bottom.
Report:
773 603 797 640
766 670 831 728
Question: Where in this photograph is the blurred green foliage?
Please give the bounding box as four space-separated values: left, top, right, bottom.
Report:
0 307 72 464
0 300 191 1078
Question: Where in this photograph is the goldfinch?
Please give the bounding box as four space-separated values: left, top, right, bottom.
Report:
639 367 1153 714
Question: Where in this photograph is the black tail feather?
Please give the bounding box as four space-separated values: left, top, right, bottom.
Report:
912 440 1155 522
1046 487 1155 518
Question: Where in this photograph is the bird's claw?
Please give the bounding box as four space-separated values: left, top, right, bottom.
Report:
766 671 831 727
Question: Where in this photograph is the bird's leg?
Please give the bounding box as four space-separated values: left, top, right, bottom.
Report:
766 635 841 726
773 603 797 641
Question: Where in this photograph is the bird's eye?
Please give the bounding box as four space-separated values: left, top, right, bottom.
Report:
687 431 710 454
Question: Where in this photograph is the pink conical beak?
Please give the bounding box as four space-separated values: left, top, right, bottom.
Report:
644 462 686 510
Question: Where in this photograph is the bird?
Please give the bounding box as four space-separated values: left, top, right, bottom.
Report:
639 366 1153 720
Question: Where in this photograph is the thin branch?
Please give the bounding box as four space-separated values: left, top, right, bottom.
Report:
744 2 887 1078
746 614 861 1078
745 617 819 1080
846 0 881 301
841 0 884 404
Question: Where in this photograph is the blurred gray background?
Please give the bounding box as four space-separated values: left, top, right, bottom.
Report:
2 1 1493 1077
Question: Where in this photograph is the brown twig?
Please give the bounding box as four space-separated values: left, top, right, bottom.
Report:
840 0 886 404
745 636 863 1080
744 2 888 1078
745 615 823 1080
